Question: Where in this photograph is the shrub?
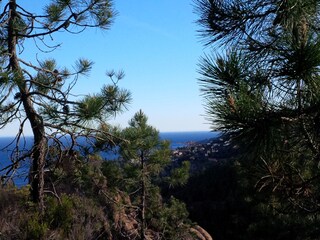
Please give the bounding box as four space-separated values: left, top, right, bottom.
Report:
22 214 48 240
45 195 73 233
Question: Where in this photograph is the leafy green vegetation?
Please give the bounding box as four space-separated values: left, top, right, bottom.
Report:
3 0 320 239
0 111 205 239
193 0 320 239
97 110 192 239
0 0 130 210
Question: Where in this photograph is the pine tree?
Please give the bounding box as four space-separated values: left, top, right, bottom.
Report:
99 110 190 239
119 110 171 239
0 0 131 211
195 0 320 213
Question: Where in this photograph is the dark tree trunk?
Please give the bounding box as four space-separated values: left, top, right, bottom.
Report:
140 151 146 240
8 0 46 211
23 96 47 211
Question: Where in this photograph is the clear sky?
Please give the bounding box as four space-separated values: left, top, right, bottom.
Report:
1 1 211 136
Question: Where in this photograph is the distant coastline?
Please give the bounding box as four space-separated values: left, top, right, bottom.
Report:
0 131 220 186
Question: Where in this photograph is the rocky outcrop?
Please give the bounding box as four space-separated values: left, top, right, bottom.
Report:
190 225 213 240
110 193 213 240
111 192 139 239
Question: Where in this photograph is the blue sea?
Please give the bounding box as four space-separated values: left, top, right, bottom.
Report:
0 131 219 186
160 131 219 149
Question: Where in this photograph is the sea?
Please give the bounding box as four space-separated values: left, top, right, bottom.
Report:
0 131 219 187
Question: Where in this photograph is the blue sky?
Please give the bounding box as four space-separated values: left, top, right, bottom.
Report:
1 1 211 135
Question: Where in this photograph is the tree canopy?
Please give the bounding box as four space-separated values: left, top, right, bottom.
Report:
0 0 131 210
195 0 320 214
97 110 191 239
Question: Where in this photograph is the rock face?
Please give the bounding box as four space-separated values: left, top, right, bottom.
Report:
112 192 139 239
111 193 213 240
190 225 213 240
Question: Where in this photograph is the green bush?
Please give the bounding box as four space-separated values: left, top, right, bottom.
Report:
22 213 48 240
45 195 73 233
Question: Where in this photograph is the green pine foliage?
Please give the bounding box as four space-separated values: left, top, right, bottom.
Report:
0 130 197 240
194 0 320 238
0 0 130 206
101 110 192 238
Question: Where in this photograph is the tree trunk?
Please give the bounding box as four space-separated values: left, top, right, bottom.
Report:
8 0 46 211
140 151 146 240
23 97 47 211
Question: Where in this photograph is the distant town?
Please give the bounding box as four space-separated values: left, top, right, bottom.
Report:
171 136 237 173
